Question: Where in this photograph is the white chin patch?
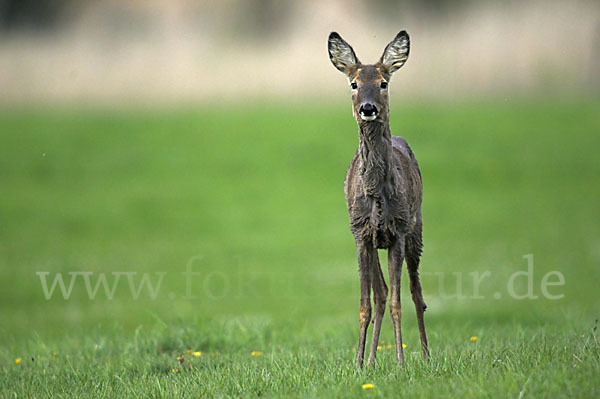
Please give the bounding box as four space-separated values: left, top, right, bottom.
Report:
360 114 377 121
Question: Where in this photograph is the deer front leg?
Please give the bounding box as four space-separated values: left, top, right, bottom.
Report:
388 237 405 364
356 242 374 368
367 257 388 367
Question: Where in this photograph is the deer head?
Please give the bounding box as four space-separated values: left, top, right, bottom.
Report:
328 31 410 124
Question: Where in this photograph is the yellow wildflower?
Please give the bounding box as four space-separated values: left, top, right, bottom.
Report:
470 336 478 342
176 356 183 362
376 345 382 351
386 345 393 350
251 351 263 357
193 351 202 357
402 343 407 349
380 340 385 345
15 358 22 365
186 349 193 354
172 368 180 373
362 383 375 390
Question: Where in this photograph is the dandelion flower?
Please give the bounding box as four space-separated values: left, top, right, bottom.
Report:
362 383 375 390
186 349 193 354
193 351 202 357
15 358 22 365
386 345 393 350
402 343 407 349
376 345 382 351
172 368 180 373
251 351 263 357
176 356 183 362
470 336 478 342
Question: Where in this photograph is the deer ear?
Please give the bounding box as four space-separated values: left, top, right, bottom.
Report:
328 32 360 75
380 31 410 74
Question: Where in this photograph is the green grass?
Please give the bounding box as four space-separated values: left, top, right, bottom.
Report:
1 100 599 397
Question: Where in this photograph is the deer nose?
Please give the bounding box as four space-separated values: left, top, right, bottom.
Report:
359 103 378 120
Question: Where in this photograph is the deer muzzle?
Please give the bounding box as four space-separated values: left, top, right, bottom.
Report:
359 103 378 121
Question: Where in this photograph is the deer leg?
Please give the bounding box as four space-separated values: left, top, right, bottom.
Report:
406 229 430 360
387 237 405 364
356 242 374 368
367 255 388 367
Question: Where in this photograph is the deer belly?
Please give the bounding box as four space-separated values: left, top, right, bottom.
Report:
369 198 392 248
370 226 394 249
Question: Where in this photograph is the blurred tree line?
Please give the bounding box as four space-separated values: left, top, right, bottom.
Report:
0 0 469 35
0 0 71 32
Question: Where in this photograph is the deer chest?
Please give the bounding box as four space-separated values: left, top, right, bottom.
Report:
348 193 409 249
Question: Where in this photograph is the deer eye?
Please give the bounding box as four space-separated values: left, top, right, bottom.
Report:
350 82 358 90
380 81 388 89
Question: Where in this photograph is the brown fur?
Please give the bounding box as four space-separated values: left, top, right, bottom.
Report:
328 31 429 367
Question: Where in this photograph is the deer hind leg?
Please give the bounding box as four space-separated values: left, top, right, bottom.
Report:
406 227 430 360
356 242 375 368
367 253 388 367
387 236 405 364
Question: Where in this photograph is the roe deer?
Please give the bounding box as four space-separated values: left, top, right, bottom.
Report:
328 31 429 367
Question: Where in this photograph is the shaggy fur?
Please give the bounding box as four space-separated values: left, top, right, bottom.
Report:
328 31 429 368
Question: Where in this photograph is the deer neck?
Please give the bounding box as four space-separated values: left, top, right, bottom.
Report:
357 120 393 196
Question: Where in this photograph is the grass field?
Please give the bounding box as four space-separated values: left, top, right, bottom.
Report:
1 101 599 397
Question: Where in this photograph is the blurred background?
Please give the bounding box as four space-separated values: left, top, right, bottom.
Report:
1 0 599 104
0 0 599 344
